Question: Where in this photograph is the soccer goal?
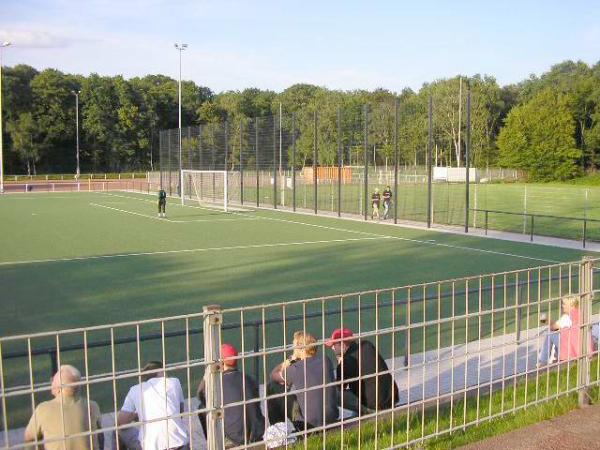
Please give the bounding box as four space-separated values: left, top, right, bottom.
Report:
181 170 231 211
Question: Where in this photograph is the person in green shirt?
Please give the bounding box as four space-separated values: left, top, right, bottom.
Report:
158 189 167 218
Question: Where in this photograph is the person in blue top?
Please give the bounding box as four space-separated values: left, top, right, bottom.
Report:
158 189 167 218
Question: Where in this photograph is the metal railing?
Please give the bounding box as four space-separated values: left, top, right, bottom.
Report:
471 208 600 248
1 258 599 450
1 180 155 194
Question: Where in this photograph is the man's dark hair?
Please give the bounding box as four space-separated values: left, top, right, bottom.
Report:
142 360 164 381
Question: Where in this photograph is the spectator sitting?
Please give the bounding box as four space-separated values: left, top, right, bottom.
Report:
326 328 399 416
538 296 584 366
269 331 338 431
24 365 103 450
197 343 265 447
117 361 188 450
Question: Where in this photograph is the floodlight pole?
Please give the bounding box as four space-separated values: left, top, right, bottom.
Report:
71 90 81 179
0 41 11 194
175 43 188 205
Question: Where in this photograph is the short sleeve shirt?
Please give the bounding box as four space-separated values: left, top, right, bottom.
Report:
121 377 188 450
285 355 338 427
25 396 101 450
220 370 265 445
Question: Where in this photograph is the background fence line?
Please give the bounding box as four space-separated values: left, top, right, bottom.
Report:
157 103 600 245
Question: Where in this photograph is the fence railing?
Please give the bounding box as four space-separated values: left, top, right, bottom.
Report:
3 173 149 182
1 258 599 449
1 180 154 194
471 208 600 248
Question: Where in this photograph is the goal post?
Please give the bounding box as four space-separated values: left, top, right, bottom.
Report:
181 170 229 212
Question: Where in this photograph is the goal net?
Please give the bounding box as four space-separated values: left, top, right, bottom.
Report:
181 170 231 211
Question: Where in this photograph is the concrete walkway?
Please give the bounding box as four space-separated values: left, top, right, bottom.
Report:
266 204 600 253
459 403 600 450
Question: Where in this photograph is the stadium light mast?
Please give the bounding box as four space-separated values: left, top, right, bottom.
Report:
0 41 11 194
174 42 188 205
71 90 81 179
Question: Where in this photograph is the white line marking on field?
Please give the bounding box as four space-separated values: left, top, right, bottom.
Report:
100 191 561 264
0 236 392 267
90 202 260 223
90 203 168 221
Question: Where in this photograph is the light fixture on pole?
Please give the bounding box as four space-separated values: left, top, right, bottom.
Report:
174 42 188 205
71 90 81 179
0 41 11 194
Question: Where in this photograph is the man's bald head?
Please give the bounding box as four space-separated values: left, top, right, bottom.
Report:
51 365 81 397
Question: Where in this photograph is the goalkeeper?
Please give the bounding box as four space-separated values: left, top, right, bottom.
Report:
158 188 167 218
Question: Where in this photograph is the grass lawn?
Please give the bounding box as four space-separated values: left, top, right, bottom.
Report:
248 179 600 241
297 360 600 449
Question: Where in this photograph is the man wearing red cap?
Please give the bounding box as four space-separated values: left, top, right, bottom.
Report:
197 343 264 447
326 328 398 415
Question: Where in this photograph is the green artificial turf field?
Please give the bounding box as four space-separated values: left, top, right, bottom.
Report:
0 189 596 428
0 189 591 337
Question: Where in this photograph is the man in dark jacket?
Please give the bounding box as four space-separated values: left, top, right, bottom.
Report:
326 328 399 415
198 343 265 447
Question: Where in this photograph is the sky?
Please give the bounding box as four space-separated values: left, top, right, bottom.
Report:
1 0 599 94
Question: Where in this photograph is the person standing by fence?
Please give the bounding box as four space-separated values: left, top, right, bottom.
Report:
371 188 381 220
382 185 393 220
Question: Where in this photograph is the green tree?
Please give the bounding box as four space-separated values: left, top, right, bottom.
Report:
6 112 40 175
498 89 581 180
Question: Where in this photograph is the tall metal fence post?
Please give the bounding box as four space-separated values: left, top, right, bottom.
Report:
363 105 369 221
465 87 471 233
199 124 203 171
273 115 277 209
578 257 593 406
313 111 318 214
337 107 342 217
203 305 224 450
530 215 534 242
240 122 244 205
255 117 260 208
427 96 433 228
159 131 164 190
168 130 172 196
394 98 399 224
292 113 296 212
224 120 229 171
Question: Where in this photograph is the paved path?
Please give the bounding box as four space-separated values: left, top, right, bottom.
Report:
459 403 600 450
272 204 600 253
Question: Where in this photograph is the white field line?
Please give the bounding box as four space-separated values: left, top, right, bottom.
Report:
90 203 167 222
89 202 260 223
0 236 392 267
108 191 561 264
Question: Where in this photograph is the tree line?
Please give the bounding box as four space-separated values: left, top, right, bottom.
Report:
1 59 599 180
